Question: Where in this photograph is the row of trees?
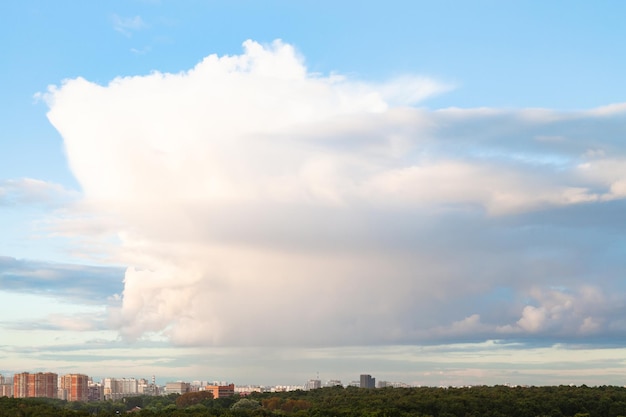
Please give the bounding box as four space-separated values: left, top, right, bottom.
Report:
3 385 626 417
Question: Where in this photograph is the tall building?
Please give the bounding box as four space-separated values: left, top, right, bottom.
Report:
304 379 321 390
60 374 89 402
88 381 104 402
0 374 13 397
0 382 13 397
205 383 235 398
13 372 58 398
103 378 139 400
359 374 375 389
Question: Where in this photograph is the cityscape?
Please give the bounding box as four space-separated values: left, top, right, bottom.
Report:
0 372 409 402
4 371 626 417
3 0 626 403
3 2 626 415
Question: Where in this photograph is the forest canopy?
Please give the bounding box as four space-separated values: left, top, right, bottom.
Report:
2 385 626 417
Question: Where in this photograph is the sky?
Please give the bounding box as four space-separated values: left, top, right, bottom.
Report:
1 0 626 388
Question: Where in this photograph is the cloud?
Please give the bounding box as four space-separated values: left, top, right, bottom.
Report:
1 312 106 332
0 178 77 208
499 286 622 338
0 256 124 304
43 39 626 349
111 14 147 37
130 46 151 55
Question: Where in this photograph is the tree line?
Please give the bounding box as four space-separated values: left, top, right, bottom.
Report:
2 384 626 417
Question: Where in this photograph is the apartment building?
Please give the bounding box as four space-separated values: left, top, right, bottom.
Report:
13 372 58 399
0 374 13 397
59 374 89 402
360 374 376 389
205 383 235 398
165 381 190 395
103 378 139 400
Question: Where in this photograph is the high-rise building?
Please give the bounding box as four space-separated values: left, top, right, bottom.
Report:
13 372 58 398
359 374 375 389
103 378 139 400
88 381 104 402
60 374 89 402
0 383 13 397
0 374 13 397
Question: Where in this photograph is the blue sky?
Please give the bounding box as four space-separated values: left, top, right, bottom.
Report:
2 0 626 387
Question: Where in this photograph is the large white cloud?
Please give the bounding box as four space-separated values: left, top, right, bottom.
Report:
44 40 626 348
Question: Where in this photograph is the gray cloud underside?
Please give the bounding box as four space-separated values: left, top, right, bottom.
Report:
0 256 124 303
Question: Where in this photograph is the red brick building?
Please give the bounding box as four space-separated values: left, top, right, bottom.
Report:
13 372 58 399
60 374 89 402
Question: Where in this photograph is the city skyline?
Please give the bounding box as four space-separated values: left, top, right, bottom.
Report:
2 1 626 387
0 369 395 391
0 370 400 400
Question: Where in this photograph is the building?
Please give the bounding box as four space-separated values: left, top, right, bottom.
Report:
59 374 89 402
234 385 262 395
88 381 103 402
360 374 375 389
0 382 13 397
205 383 235 398
0 374 13 397
103 378 140 400
304 379 321 390
138 378 159 396
165 381 190 395
13 372 58 398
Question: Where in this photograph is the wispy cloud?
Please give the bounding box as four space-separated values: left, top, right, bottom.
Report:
1 312 107 332
0 178 77 208
111 14 147 37
130 46 151 55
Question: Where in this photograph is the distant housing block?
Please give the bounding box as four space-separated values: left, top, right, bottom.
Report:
166 381 191 395
13 372 58 399
359 374 376 389
103 378 141 400
60 374 89 402
205 383 235 398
